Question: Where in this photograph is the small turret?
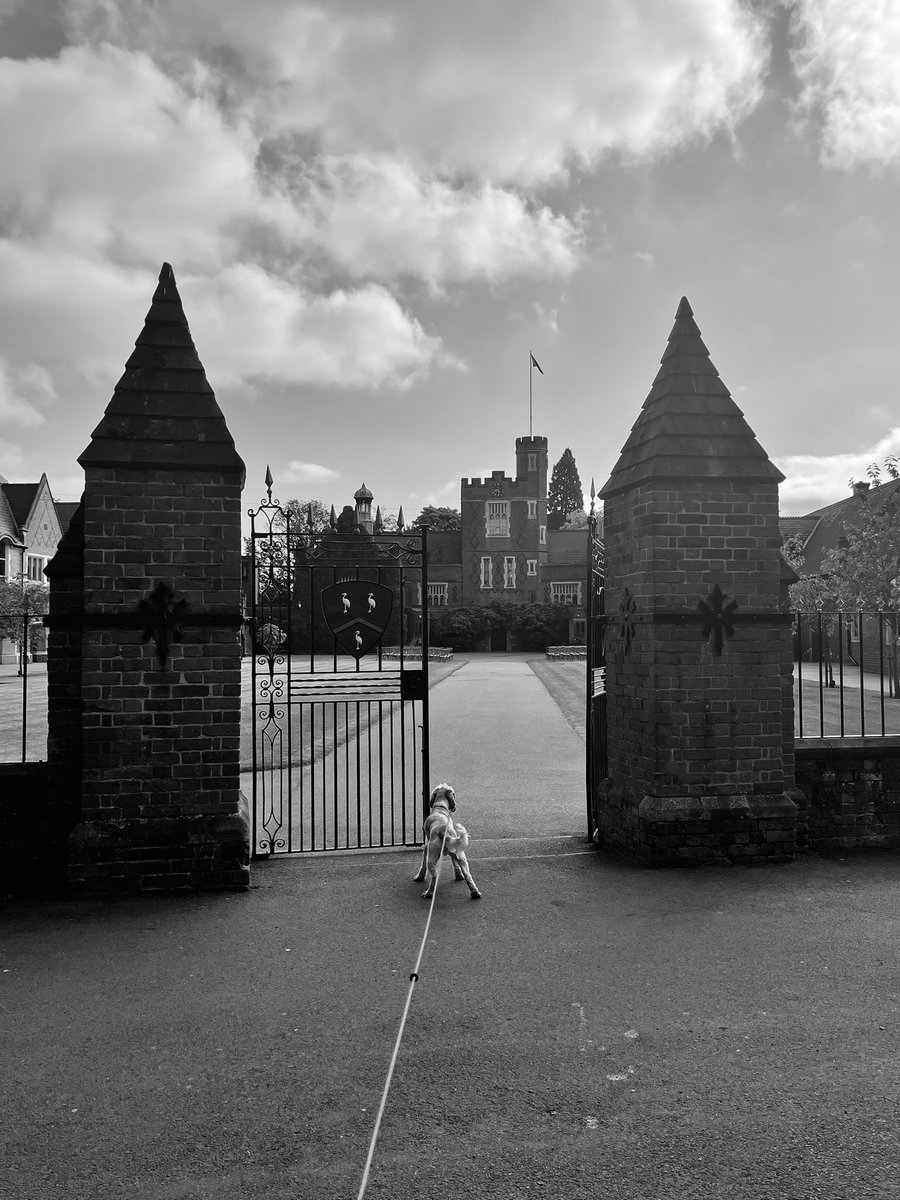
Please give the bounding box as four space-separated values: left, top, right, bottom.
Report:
354 483 374 533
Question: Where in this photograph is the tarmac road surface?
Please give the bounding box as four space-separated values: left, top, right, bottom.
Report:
2 654 898 1199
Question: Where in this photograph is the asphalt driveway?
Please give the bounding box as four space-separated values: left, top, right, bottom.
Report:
2 655 898 1199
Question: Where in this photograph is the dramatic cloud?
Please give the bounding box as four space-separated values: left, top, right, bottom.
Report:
775 428 900 515
294 155 582 292
790 0 900 167
182 265 447 392
68 0 770 184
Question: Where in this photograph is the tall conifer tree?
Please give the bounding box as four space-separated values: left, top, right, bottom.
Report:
547 447 584 530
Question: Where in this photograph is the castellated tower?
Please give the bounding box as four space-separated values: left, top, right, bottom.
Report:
460 435 549 607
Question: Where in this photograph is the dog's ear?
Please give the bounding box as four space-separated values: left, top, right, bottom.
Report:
446 786 456 811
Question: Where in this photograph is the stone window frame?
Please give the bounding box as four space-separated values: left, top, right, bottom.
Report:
26 554 46 582
503 556 517 589
485 500 510 537
527 499 537 520
551 581 582 605
526 558 537 576
480 556 493 589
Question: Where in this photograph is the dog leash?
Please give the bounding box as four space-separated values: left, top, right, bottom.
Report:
355 822 450 1200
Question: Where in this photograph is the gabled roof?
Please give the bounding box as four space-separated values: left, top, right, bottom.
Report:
0 485 22 545
789 477 900 575
78 263 245 479
601 297 783 498
2 482 40 529
778 514 820 547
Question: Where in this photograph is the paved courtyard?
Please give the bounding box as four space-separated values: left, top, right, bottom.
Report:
3 655 899 1198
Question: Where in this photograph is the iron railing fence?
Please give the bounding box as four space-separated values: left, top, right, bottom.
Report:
793 610 900 739
0 611 47 762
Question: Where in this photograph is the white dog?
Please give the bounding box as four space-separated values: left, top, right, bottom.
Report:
413 784 482 900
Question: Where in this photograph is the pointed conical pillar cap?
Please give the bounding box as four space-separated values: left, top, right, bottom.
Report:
78 263 245 479
600 296 782 498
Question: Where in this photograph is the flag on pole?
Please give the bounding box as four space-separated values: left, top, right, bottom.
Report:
530 353 544 374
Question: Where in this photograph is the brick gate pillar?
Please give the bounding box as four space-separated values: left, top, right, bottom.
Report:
597 297 799 865
63 263 248 893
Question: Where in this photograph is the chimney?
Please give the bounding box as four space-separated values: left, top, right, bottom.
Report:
852 480 870 498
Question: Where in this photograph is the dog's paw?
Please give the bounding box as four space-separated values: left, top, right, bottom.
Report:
413 872 425 882
470 890 482 900
422 890 434 899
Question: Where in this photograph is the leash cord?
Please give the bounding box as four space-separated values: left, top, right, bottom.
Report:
355 825 449 1200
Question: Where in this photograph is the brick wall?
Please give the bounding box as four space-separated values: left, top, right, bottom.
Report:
795 738 900 851
45 262 249 895
594 296 798 866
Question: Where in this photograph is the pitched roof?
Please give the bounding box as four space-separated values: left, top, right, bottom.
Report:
790 477 900 575
546 529 588 565
78 263 245 479
778 514 820 546
0 485 22 545
600 297 783 498
1 482 40 529
55 501 82 534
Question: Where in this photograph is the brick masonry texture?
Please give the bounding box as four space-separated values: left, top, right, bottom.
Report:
60 464 250 893
594 297 798 865
46 263 249 895
795 739 900 851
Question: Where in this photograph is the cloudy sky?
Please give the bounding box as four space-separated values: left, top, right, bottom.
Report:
1 0 898 527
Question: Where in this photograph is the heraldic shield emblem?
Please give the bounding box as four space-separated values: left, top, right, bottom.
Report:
321 580 394 659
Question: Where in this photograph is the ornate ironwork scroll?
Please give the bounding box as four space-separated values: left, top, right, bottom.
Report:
246 471 431 857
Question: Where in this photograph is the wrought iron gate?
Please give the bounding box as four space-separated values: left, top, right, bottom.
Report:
585 506 606 838
248 480 430 855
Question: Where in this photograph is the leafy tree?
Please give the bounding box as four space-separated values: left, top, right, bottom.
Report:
412 506 461 531
0 579 49 669
508 602 569 650
789 456 900 692
561 509 588 531
547 448 584 530
429 600 569 651
429 605 500 651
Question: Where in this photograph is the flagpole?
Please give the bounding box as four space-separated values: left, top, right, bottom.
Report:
529 352 533 437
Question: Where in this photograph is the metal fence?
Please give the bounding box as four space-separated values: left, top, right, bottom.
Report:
794 610 900 738
0 612 47 762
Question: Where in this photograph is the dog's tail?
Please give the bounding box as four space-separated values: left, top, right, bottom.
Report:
448 823 469 853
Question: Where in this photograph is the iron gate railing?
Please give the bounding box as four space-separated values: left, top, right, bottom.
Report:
248 482 430 855
585 505 606 838
794 609 900 738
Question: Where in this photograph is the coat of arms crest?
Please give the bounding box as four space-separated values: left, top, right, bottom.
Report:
321 580 393 659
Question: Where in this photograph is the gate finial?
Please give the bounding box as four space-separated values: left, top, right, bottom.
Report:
374 505 384 534
397 506 405 532
306 503 314 533
265 465 273 502
329 504 337 533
